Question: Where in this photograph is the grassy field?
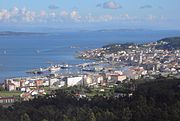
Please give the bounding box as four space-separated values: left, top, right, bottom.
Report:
85 87 114 97
0 91 21 97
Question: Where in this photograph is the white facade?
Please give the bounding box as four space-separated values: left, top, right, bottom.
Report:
84 75 93 85
49 78 59 86
58 81 65 87
43 80 49 86
118 75 127 82
67 76 83 87
8 84 16 91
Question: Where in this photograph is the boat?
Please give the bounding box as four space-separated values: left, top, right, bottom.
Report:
82 67 95 72
60 64 71 69
48 65 61 72
70 46 79 49
26 68 47 74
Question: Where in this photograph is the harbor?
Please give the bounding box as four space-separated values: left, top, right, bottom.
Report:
1 30 180 82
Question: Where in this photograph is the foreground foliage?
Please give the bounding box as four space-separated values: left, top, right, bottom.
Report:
0 79 180 121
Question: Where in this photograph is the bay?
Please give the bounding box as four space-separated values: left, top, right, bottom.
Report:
0 30 180 82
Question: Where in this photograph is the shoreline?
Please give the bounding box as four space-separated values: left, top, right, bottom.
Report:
1 30 180 82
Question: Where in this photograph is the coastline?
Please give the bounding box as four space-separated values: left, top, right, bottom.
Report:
1 30 180 82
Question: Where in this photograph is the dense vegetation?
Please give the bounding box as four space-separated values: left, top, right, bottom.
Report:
157 37 180 50
0 79 180 121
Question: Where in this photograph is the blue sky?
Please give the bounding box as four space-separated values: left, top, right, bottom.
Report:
0 0 180 30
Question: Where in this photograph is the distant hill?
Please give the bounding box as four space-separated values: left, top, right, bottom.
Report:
96 28 148 32
102 36 180 52
0 31 46 36
156 37 180 50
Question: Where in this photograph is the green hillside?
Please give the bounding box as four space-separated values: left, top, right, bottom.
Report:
157 37 180 49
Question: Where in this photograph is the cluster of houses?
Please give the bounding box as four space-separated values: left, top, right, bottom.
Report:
78 41 180 79
5 67 147 90
3 65 149 100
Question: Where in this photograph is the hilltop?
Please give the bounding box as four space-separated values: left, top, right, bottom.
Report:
157 37 180 50
101 37 180 52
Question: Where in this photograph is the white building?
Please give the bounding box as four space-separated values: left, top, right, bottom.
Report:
49 78 59 86
66 76 83 87
43 80 49 86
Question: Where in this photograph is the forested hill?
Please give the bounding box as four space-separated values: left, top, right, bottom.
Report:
157 37 180 49
0 79 180 121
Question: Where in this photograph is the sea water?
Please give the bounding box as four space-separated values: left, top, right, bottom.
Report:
0 30 180 82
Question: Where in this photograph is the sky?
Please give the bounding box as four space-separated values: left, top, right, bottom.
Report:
0 0 180 31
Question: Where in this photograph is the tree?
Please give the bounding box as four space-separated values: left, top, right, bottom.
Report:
103 110 117 121
62 115 71 121
88 112 96 121
0 85 5 91
20 113 31 121
42 119 48 121
121 107 132 121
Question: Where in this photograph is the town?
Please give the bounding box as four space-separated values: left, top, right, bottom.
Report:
1 37 180 104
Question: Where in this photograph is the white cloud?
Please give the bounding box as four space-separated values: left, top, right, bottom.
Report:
99 15 113 22
21 7 27 15
49 12 56 17
22 10 36 22
103 1 122 9
70 10 81 22
0 9 10 21
10 7 19 16
39 10 47 17
84 13 96 22
60 11 68 17
147 15 156 21
0 7 168 24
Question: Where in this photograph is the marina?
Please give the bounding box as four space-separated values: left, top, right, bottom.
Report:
26 64 73 75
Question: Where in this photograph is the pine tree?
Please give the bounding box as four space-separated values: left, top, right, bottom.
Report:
20 113 31 121
89 112 96 121
63 115 71 121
